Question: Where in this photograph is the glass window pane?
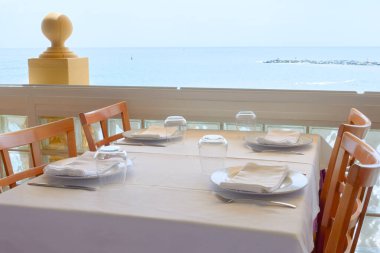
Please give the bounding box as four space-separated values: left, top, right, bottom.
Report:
365 129 380 154
368 183 380 214
8 150 31 174
109 118 124 136
356 217 380 253
223 122 263 131
364 129 380 214
0 115 28 133
187 121 220 130
109 118 141 135
309 126 339 147
39 117 68 152
144 120 164 128
130 119 142 129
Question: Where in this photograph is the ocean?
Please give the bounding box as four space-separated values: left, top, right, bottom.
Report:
1 47 379 92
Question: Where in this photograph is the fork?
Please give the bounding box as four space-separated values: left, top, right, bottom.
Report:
213 193 296 209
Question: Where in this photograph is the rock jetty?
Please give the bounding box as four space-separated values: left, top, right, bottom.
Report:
263 58 380 66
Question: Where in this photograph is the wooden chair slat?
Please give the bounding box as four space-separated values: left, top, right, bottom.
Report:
0 118 77 191
79 101 131 151
317 132 380 253
319 108 371 214
316 108 371 252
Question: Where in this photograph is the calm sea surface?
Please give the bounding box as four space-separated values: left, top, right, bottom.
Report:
0 47 379 92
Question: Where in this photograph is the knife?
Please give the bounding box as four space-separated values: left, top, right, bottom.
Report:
116 142 166 147
28 182 97 191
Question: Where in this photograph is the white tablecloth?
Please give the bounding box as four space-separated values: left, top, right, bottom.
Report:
0 130 329 253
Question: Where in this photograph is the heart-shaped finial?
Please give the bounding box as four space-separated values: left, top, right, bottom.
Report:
42 12 72 48
39 12 77 58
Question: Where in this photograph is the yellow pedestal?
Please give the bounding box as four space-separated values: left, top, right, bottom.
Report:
28 57 89 85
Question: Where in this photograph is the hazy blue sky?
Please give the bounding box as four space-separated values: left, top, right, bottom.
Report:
1 0 379 48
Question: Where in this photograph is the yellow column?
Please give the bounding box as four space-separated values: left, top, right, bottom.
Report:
28 12 89 85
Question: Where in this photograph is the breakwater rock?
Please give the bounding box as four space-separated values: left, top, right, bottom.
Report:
263 59 380 66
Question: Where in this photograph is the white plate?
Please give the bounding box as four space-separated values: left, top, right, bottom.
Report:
49 166 124 180
45 157 131 180
245 135 313 148
211 169 308 195
122 129 182 141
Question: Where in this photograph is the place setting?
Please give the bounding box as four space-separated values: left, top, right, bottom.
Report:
245 129 313 155
233 110 312 155
197 131 308 208
28 146 133 191
118 116 187 147
210 162 308 208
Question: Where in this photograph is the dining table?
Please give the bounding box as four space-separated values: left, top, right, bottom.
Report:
0 130 331 253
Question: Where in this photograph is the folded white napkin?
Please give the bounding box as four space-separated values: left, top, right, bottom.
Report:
220 163 289 193
131 125 177 139
257 130 300 145
44 151 122 177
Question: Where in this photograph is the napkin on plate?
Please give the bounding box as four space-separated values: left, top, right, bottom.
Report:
131 125 177 139
44 151 121 177
256 130 301 145
219 162 289 193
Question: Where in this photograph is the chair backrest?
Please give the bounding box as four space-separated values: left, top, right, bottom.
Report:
0 117 77 191
317 132 380 253
319 108 371 216
79 101 131 151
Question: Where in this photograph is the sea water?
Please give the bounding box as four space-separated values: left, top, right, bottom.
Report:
0 47 379 92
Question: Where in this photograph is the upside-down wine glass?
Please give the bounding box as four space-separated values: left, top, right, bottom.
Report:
235 111 256 140
164 116 187 143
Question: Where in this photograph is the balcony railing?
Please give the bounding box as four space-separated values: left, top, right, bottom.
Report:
0 84 379 252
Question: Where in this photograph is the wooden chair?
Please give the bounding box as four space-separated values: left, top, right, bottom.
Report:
79 101 131 151
317 132 380 253
319 108 371 218
0 118 77 191
316 108 371 252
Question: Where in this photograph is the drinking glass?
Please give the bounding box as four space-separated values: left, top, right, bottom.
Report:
164 115 187 142
94 145 128 186
235 111 256 132
198 135 228 175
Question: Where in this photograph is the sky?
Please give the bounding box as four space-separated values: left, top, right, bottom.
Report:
0 0 379 48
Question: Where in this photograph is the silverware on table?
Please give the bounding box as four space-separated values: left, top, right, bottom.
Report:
116 142 166 147
214 193 296 209
28 182 96 191
250 146 304 155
